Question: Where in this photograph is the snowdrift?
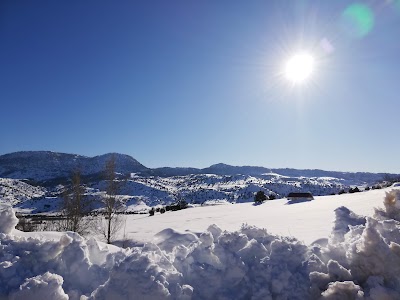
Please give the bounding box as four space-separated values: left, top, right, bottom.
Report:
1 191 400 299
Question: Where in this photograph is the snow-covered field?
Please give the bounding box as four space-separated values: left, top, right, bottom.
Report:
1 187 400 299
121 188 389 245
1 170 380 213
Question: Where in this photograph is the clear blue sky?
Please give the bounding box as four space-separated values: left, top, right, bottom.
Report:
1 0 400 173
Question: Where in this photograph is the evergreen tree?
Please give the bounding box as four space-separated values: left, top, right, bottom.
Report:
254 191 267 203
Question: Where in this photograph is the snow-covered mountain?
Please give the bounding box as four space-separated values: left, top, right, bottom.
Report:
0 151 147 182
0 151 396 213
0 151 393 183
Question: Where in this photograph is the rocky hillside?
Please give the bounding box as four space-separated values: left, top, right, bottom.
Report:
0 151 148 182
0 178 46 206
0 151 395 213
2 171 389 214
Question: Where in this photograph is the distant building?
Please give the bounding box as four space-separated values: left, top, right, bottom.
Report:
287 192 314 201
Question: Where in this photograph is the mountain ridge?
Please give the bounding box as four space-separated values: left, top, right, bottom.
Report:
0 151 396 184
0 151 147 182
1 151 398 212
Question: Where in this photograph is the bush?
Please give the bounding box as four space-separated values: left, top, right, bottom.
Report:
254 191 267 203
149 208 155 216
349 187 360 194
160 208 166 214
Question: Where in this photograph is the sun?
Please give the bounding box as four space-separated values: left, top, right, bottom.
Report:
284 53 315 84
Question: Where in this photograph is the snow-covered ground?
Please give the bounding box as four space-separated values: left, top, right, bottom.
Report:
121 188 389 245
1 171 379 214
1 187 400 299
0 178 46 206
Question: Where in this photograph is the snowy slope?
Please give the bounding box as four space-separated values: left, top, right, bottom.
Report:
119 187 394 245
0 151 147 182
0 151 393 213
0 151 392 185
0 178 45 205
0 172 388 214
107 173 374 207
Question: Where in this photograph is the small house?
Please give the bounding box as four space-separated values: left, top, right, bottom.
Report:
287 192 314 202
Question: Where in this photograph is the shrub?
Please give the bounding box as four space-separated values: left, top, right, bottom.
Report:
349 187 360 194
254 191 267 203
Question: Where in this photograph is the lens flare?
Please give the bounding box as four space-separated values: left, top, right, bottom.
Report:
320 38 335 55
341 3 375 38
394 0 400 12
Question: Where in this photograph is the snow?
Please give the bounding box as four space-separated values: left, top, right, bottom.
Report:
9 272 69 300
0 168 382 212
121 188 388 245
0 151 146 181
0 178 46 206
0 203 19 234
1 188 400 299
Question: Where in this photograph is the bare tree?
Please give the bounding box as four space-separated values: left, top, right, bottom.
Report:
61 170 93 235
101 155 124 244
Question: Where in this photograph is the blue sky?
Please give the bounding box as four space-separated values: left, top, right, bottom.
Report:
1 0 400 173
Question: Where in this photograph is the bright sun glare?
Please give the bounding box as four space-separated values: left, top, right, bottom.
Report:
284 53 315 84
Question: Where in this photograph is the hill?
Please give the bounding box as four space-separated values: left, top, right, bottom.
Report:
0 151 394 185
0 151 148 183
0 151 396 213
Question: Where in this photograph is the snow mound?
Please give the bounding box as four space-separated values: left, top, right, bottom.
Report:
154 228 199 252
0 217 126 299
320 281 364 299
330 206 366 243
9 272 68 300
374 189 400 221
0 203 19 234
2 191 400 299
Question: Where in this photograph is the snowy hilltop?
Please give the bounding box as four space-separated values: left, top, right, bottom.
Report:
0 172 389 214
0 151 147 182
1 188 400 299
0 151 396 213
0 151 392 184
